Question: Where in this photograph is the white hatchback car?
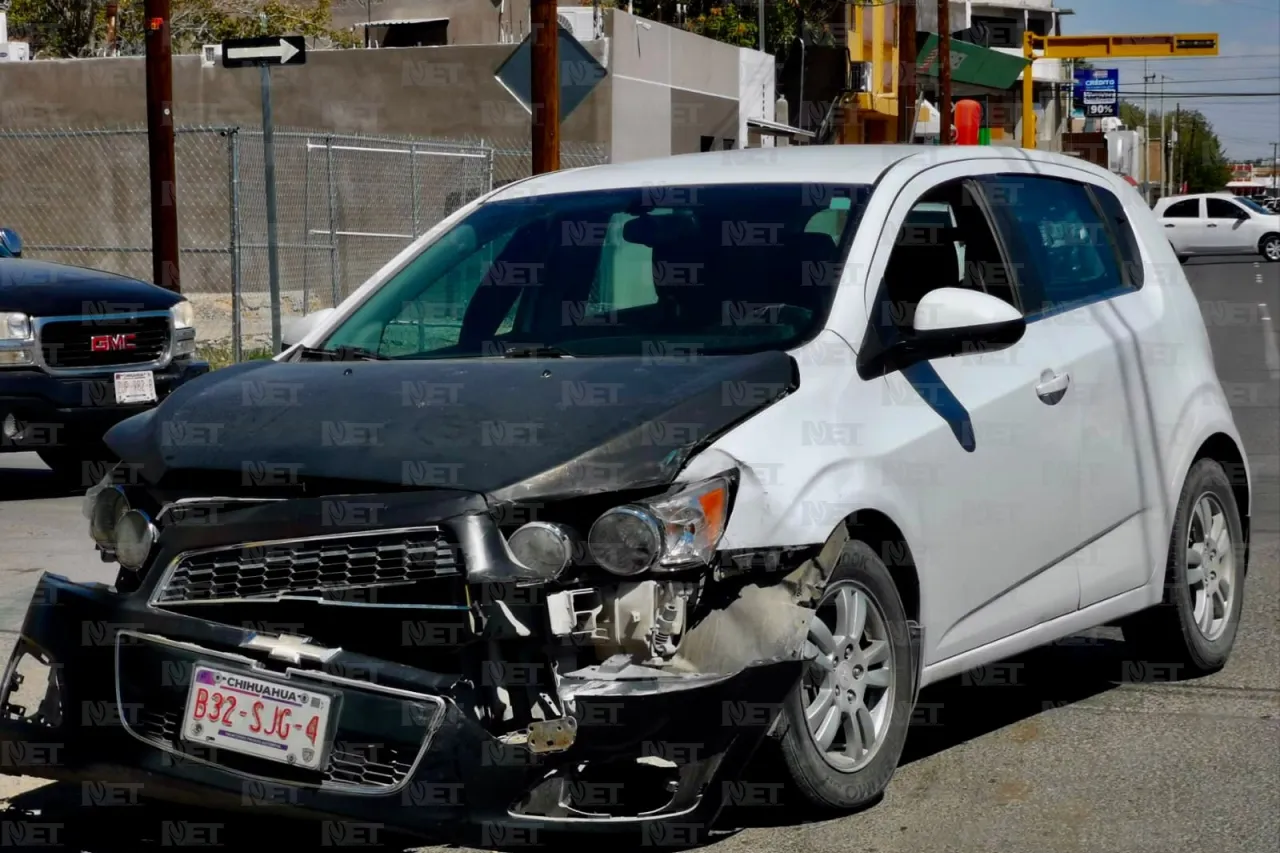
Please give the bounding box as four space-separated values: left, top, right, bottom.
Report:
13 144 1249 841
1154 191 1280 262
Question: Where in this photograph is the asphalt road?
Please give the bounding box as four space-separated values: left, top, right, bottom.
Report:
0 257 1276 852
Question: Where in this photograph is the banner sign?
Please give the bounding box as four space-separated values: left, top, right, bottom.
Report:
1073 68 1119 118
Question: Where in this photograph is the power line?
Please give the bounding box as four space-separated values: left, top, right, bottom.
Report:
1115 91 1280 97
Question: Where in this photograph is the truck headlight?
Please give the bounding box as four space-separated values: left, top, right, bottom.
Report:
0 313 33 366
587 472 734 576
170 300 196 356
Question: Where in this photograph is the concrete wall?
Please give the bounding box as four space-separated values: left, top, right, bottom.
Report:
0 42 607 142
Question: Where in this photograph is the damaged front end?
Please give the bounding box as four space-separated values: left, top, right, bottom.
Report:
0 462 821 842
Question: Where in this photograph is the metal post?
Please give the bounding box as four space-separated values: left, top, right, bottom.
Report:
325 136 340 307
409 143 420 237
1021 31 1035 149
143 0 180 292
898 0 918 142
302 137 312 312
797 36 806 132
937 0 951 145
1158 74 1167 197
530 0 560 174
259 64 282 354
758 0 764 52
229 129 243 364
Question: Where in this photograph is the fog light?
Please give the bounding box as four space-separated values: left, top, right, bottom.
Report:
508 522 575 580
2 413 23 441
114 509 157 570
587 506 663 576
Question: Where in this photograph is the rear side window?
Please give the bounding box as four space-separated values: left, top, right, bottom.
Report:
1206 198 1244 219
1163 198 1200 218
1091 185 1145 287
979 175 1132 318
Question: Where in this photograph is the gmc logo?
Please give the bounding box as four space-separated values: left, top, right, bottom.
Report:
90 334 136 352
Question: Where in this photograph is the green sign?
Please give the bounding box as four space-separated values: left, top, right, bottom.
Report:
916 34 1031 90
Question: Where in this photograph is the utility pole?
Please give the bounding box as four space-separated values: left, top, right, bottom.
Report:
898 0 918 142
143 0 180 292
1158 73 1167 198
1143 61 1155 203
1271 142 1278 196
937 0 951 144
530 0 559 174
1173 102 1181 194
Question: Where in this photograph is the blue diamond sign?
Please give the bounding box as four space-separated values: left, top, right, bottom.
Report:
494 26 608 123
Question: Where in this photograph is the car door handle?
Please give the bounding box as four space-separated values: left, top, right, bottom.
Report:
1036 370 1070 405
1165 223 1175 228
1207 223 1218 228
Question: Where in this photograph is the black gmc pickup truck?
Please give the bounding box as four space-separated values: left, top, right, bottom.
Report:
0 227 211 484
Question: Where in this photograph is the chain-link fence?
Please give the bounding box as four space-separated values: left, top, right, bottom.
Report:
0 127 609 362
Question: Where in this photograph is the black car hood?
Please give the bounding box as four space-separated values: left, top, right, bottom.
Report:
0 259 183 315
105 353 798 501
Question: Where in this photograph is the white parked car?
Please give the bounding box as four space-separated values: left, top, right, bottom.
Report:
5 145 1250 842
1154 191 1280 262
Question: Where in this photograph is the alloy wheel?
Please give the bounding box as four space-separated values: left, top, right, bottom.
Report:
801 582 896 773
1186 492 1236 642
1263 237 1280 262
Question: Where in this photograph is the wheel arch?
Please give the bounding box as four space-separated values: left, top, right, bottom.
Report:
842 509 921 625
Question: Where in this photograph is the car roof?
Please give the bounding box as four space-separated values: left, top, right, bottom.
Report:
485 144 1122 202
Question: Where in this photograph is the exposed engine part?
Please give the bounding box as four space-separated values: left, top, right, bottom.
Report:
527 716 578 754
648 601 681 661
546 588 605 639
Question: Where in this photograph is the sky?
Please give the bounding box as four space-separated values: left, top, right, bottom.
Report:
1062 0 1280 160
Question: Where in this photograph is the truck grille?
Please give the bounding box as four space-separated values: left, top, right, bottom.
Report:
154 527 463 605
39 314 170 369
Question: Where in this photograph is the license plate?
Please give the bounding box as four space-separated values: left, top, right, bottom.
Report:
181 666 334 770
114 371 157 405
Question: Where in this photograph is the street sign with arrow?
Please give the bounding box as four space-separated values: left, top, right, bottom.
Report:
219 33 308 353
221 35 306 68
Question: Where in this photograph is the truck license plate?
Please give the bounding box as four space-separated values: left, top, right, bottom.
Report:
114 371 157 405
181 666 334 770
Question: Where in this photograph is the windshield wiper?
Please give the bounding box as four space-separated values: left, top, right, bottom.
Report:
498 343 574 359
297 345 388 362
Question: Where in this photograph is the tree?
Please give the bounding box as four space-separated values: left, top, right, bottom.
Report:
6 0 356 57
1120 101 1232 193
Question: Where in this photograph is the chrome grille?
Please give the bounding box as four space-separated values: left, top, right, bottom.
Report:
154 527 462 605
38 314 170 369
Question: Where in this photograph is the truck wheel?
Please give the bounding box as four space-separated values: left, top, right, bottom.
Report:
1121 459 1246 676
1260 233 1280 263
37 445 116 489
777 540 915 811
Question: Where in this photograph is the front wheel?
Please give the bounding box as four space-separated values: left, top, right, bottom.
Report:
1121 459 1246 675
1260 233 1280 263
777 540 915 811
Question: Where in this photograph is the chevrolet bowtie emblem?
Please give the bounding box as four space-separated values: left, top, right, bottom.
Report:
241 633 341 665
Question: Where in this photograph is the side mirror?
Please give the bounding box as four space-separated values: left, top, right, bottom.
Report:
0 228 23 258
281 307 338 350
910 288 1026 358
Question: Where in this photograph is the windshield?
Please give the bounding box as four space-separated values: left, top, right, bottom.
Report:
318 183 871 359
1236 196 1271 215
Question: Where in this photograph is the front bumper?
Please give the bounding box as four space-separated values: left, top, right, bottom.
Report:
0 358 210 451
0 572 804 845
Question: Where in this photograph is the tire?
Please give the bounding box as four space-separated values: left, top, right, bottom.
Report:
776 540 915 811
1260 233 1280 263
1121 459 1247 676
37 444 117 489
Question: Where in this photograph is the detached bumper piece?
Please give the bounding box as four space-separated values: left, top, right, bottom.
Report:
0 572 803 845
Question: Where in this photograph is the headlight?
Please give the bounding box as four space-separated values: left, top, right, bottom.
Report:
88 483 130 549
170 300 195 330
587 473 734 576
508 521 577 580
2 313 32 342
114 509 157 570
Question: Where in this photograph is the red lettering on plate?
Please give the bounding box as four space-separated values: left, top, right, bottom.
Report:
208 692 224 721
250 701 264 733
306 715 319 746
220 695 238 724
193 688 209 719
263 707 277 736
275 708 293 740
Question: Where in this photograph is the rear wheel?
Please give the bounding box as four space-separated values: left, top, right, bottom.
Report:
37 444 116 489
1260 233 1280 263
777 540 915 811
1121 459 1246 675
